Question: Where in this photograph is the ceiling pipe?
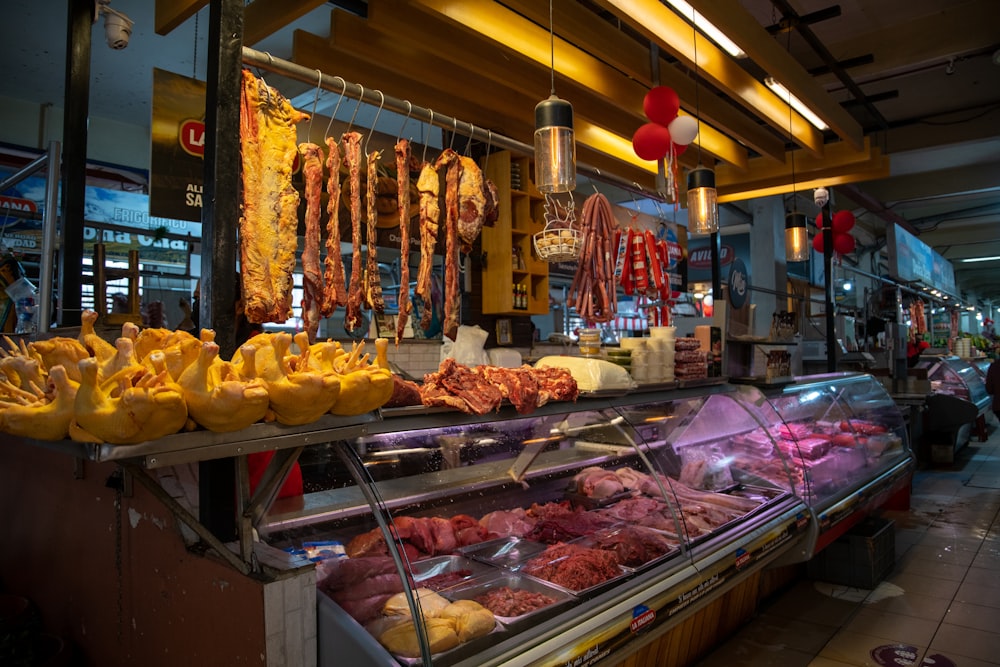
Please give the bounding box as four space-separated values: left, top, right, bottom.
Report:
837 182 920 235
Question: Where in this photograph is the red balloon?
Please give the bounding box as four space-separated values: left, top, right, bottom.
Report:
833 232 856 254
632 122 672 161
670 141 688 157
812 233 825 253
815 213 825 228
832 210 856 233
643 86 680 125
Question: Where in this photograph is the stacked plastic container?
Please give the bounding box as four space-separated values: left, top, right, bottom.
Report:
648 326 676 383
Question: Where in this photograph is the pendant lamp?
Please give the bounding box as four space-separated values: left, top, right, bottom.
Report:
785 211 809 262
534 0 575 193
687 166 718 234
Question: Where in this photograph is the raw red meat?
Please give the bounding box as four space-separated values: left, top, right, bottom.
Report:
476 365 541 414
419 570 473 592
522 543 621 591
531 366 580 404
479 509 536 538
421 358 503 415
524 503 617 544
589 526 677 567
596 496 666 522
474 586 557 617
384 375 422 408
450 514 488 546
573 466 625 499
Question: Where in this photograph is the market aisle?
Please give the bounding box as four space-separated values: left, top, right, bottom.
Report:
694 425 1000 667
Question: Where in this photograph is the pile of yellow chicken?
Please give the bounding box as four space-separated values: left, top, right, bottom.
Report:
0 310 394 445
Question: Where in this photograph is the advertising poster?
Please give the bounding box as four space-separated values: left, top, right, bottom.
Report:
150 68 206 223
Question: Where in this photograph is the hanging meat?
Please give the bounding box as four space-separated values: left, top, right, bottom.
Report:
416 161 441 331
438 149 463 341
238 69 309 323
568 193 619 323
457 156 486 253
365 149 386 316
322 136 348 316
342 132 365 334
298 142 325 342
395 139 413 345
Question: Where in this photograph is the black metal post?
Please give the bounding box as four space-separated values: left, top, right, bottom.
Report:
59 0 93 328
711 230 722 300
823 202 836 372
198 0 244 542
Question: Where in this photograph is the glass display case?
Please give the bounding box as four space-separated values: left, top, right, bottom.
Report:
7 371 911 667
760 373 913 548
261 387 810 667
919 356 990 410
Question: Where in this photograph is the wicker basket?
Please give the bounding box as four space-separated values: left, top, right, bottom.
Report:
533 224 581 262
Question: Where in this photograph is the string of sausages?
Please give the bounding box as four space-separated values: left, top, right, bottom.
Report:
568 193 619 323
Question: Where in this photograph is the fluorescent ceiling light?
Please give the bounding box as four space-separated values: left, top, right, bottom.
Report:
765 77 829 131
961 255 1000 263
664 0 746 58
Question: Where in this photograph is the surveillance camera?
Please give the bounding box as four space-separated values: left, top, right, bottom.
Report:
813 187 829 207
96 2 133 50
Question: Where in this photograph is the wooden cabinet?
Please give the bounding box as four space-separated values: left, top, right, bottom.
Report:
481 150 550 315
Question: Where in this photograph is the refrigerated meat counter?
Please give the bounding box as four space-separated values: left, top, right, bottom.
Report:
259 373 911 667
916 356 991 462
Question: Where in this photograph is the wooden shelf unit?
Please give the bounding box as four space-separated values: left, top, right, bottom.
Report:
481 150 549 315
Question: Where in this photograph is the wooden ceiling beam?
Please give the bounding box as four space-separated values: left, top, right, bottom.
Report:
499 0 785 163
592 0 824 157
155 0 208 35
243 0 328 46
293 29 658 189
404 0 748 168
690 0 864 150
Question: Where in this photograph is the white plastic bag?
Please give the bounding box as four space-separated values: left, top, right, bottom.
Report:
441 325 490 367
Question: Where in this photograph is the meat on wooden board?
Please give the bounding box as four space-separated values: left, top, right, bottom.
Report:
238 69 308 324
298 142 324 342
322 136 348 315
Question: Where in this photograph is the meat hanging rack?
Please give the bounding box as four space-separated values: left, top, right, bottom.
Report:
241 47 662 200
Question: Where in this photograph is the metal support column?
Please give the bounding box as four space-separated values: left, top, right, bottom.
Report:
59 0 93 328
822 201 836 372
198 0 244 542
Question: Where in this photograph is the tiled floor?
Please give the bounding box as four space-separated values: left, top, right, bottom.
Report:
696 422 1000 667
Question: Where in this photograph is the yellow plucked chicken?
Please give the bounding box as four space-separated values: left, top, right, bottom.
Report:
0 365 79 441
134 328 201 381
23 336 89 383
230 331 340 426
70 356 188 445
78 309 117 363
309 337 394 416
177 339 270 432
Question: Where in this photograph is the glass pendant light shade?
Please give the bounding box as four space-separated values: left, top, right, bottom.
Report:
534 94 576 193
785 211 809 262
687 166 718 234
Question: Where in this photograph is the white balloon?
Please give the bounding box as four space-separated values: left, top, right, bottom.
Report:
668 116 699 146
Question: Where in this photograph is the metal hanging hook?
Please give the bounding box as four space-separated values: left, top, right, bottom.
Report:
364 90 386 155
397 100 413 143
422 109 434 164
345 83 365 135
324 76 348 139
307 68 323 140
482 129 493 174
464 123 475 156
591 168 603 195
448 117 458 151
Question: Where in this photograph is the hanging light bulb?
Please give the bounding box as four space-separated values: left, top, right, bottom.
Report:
535 95 575 193
785 211 809 262
687 166 718 234
534 0 575 194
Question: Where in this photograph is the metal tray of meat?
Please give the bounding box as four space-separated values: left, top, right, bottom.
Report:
409 555 495 591
564 489 633 510
515 543 634 599
441 572 575 629
681 483 791 548
570 525 682 571
456 537 549 570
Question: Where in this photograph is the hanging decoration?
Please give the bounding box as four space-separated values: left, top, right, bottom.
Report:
630 85 700 203
814 209 857 257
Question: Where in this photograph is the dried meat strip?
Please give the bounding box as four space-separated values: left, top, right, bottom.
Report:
416 162 440 330
298 142 325 342
437 149 462 341
365 149 385 315
322 136 348 316
395 139 412 345
343 132 365 334
239 69 308 324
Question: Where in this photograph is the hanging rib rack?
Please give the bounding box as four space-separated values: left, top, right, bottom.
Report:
241 47 661 201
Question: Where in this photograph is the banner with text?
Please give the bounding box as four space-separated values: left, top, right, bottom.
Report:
150 68 206 223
